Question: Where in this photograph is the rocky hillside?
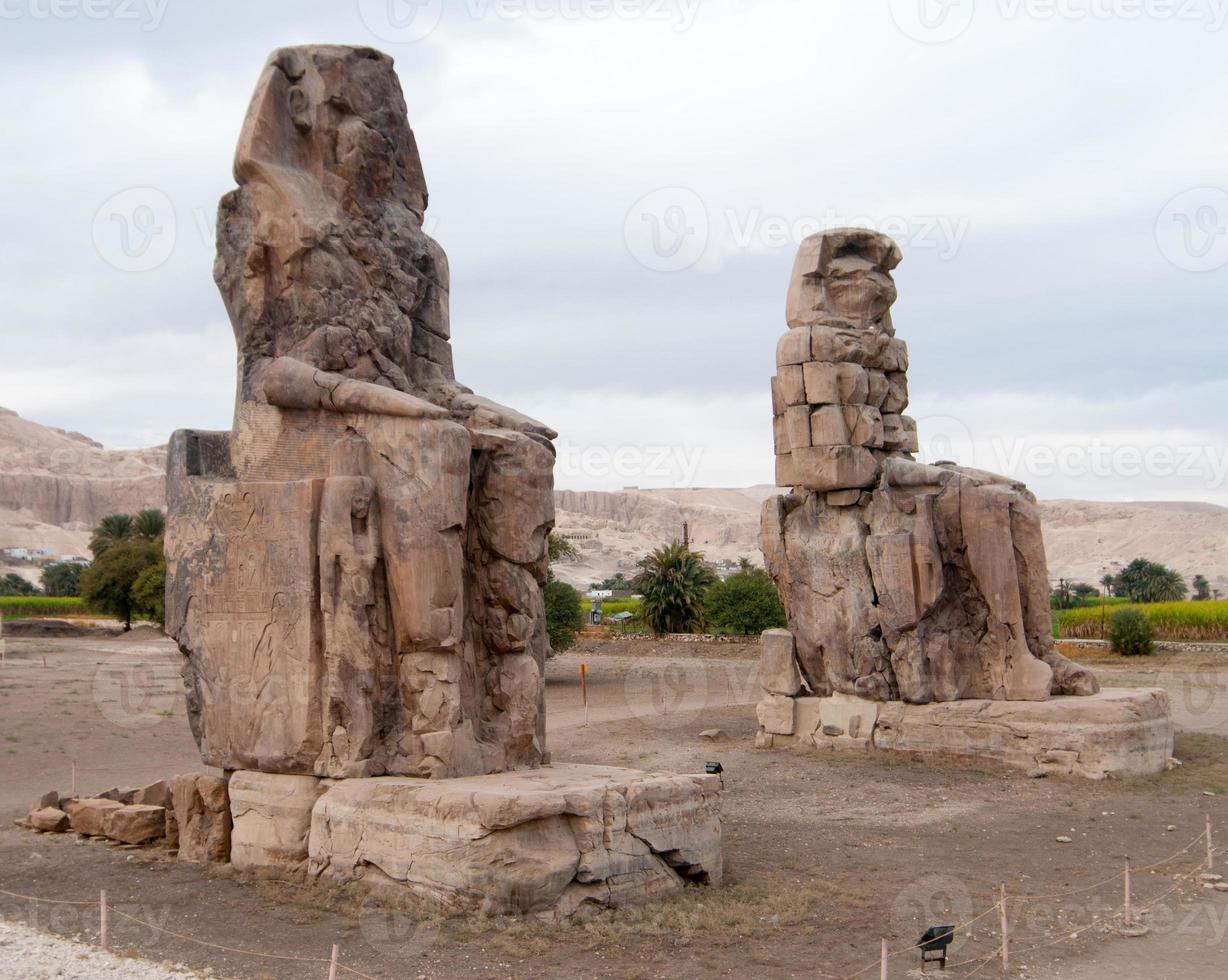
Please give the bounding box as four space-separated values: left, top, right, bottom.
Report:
554 486 1228 595
3 407 1224 597
1039 499 1228 595
0 408 166 577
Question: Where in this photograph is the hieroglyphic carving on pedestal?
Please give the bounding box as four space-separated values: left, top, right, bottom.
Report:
169 476 323 773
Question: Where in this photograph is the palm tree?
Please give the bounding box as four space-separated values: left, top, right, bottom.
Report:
634 541 717 635
1118 558 1189 604
1144 566 1188 603
134 509 166 539
90 513 135 558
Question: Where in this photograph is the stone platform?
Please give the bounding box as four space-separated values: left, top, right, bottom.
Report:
756 688 1173 779
228 764 722 918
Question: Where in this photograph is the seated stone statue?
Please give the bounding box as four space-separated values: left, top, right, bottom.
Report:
763 228 1098 704
167 46 554 779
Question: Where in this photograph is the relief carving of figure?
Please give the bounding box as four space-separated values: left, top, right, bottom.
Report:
318 474 388 777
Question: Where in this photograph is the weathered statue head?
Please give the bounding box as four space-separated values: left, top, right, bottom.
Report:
215 45 453 405
786 228 902 330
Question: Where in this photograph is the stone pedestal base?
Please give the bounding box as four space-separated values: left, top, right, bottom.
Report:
756 689 1173 779
227 764 722 918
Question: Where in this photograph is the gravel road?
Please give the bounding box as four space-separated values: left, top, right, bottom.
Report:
0 920 200 979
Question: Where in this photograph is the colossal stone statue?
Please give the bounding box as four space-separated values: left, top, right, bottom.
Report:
166 45 555 780
762 228 1099 706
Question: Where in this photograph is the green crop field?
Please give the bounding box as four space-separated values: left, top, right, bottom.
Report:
0 596 91 620
1055 600 1228 643
580 598 643 618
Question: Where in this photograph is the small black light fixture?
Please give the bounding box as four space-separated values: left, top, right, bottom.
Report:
705 762 723 775
918 925 955 971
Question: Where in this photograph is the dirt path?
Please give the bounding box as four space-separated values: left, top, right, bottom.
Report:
2 635 1228 978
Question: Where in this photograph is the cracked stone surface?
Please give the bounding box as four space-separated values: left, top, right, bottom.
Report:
762 230 1099 706
305 764 723 917
166 46 555 779
761 689 1174 780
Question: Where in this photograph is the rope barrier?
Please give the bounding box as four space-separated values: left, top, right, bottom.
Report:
0 887 95 907
0 885 383 980
2 822 1220 980
1014 827 1208 903
840 822 1216 979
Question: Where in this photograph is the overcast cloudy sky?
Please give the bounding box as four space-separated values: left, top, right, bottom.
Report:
1 0 1225 500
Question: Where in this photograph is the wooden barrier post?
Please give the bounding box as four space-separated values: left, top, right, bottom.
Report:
1124 858 1132 925
880 937 888 979
99 889 108 951
328 943 339 980
999 884 1009 977
580 663 589 726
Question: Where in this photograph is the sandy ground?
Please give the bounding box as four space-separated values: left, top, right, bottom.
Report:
1 632 1228 978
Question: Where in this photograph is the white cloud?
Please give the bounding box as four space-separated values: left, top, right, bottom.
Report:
0 1 1223 509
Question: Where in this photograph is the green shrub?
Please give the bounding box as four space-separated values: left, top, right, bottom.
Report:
41 562 83 597
703 568 786 636
1110 608 1154 657
544 580 583 653
80 538 163 630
